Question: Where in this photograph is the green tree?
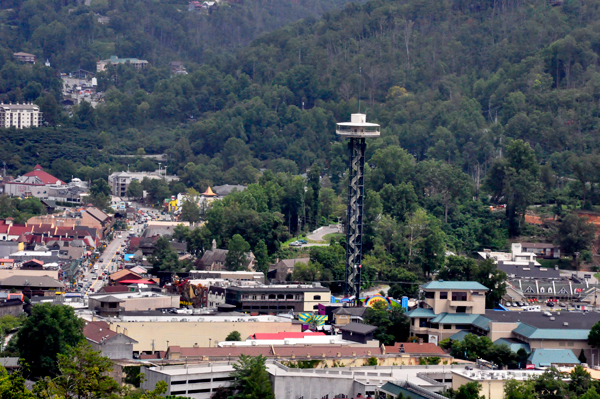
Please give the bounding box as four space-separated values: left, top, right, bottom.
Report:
363 301 409 345
555 213 597 255
126 180 143 198
16 303 84 379
148 236 180 273
485 140 540 237
225 234 251 271
453 381 484 399
291 262 322 282
225 331 242 341
588 321 600 349
306 162 321 230
504 379 536 399
229 355 275 399
33 341 121 399
0 368 34 399
253 240 269 274
450 334 492 362
181 198 201 224
569 365 592 396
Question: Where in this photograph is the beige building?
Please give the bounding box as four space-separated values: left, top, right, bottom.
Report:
97 56 148 72
407 281 489 343
452 369 557 399
0 102 42 129
100 313 303 352
88 292 180 316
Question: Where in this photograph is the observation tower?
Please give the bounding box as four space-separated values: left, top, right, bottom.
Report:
336 113 380 302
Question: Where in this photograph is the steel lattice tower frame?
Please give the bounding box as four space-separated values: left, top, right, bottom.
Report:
336 114 380 302
345 137 366 299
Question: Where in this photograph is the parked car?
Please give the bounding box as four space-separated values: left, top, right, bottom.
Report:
546 302 555 307
298 239 307 244
516 301 525 307
289 241 302 247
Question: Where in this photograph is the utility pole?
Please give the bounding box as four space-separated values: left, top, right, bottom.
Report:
336 113 380 304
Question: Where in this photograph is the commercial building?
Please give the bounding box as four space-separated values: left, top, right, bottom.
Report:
108 170 178 197
224 283 331 313
83 321 138 360
188 270 264 283
0 275 64 295
13 52 36 64
88 291 180 316
0 103 41 129
451 369 558 399
141 362 465 399
94 312 303 352
4 165 89 202
407 280 600 362
406 281 489 344
97 56 149 72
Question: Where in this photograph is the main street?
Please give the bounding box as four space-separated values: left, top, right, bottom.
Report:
83 233 127 296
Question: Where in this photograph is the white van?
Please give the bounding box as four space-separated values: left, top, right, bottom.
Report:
523 305 541 312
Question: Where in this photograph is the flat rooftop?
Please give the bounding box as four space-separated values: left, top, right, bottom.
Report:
115 311 294 323
452 369 549 381
485 309 600 329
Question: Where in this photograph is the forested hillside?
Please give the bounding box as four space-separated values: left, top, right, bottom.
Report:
0 0 361 69
3 0 600 288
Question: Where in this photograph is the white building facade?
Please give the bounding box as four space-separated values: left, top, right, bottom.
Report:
0 103 42 129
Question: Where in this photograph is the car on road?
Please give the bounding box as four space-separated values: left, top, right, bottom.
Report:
289 241 302 247
298 239 307 244
83 278 88 282
99 258 104 262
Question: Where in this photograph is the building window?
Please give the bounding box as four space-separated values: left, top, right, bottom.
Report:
440 292 448 299
452 292 467 301
456 306 467 313
443 324 452 330
425 292 435 299
314 295 321 300
268 294 276 299
430 323 439 329
419 319 428 328
286 294 293 299
277 294 284 299
455 324 470 330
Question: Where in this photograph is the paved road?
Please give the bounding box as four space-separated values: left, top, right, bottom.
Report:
307 225 341 242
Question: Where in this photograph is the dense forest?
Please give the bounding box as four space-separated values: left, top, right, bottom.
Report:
3 0 600 289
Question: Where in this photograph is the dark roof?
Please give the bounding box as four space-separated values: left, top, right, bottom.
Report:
200 249 228 264
40 199 57 208
0 275 63 288
83 321 137 344
96 295 125 303
333 307 368 317
339 322 377 335
484 309 600 330
521 242 558 249
497 263 561 279
99 285 129 293
227 285 330 293
85 207 108 223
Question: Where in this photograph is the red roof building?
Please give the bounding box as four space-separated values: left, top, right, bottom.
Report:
22 165 65 185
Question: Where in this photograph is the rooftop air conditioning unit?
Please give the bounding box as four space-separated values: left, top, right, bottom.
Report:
564 322 569 326
284 340 290 345
550 317 555 321
251 341 257 346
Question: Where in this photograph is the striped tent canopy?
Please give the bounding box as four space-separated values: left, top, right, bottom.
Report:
298 313 327 326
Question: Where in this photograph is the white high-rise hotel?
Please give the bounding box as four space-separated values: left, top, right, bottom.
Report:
0 102 42 129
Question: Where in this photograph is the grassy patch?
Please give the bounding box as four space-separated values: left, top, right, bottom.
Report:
321 233 344 242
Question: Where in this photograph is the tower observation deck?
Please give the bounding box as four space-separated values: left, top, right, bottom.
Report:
336 114 380 302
